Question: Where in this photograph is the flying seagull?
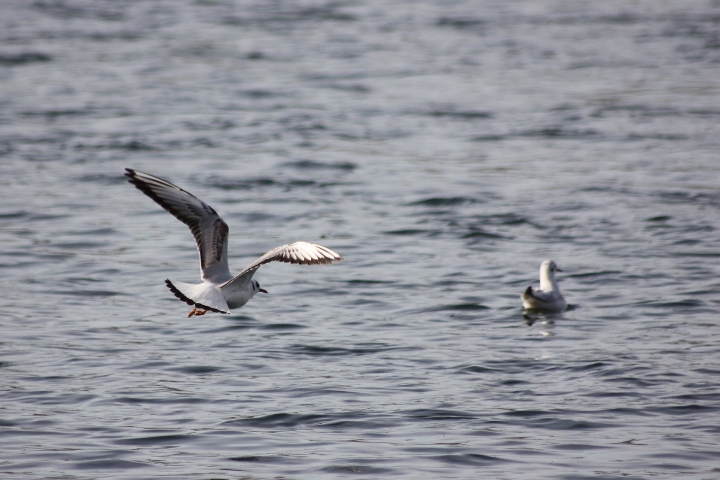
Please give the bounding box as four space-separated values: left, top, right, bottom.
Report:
125 168 343 317
520 260 566 313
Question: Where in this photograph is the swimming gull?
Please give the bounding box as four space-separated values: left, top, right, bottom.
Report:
521 260 566 313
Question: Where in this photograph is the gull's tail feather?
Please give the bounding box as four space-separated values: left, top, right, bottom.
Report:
165 279 230 314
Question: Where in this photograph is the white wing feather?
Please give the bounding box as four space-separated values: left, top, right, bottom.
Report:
166 280 231 314
220 242 343 291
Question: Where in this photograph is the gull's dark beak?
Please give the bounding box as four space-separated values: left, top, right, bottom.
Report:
556 268 563 272
259 288 268 294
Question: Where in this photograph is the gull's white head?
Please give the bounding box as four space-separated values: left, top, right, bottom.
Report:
251 280 268 296
539 260 562 290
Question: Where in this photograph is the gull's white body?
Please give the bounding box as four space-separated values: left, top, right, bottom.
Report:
521 260 566 313
126 169 343 315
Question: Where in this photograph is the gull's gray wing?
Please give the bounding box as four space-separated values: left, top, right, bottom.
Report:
523 287 559 303
125 168 231 283
522 286 565 307
220 242 342 291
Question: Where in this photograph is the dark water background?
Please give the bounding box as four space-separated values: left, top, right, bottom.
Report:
2 1 720 478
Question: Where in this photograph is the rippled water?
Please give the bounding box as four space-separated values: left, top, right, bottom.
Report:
2 1 720 478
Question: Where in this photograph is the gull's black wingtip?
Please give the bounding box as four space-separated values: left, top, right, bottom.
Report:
166 279 195 307
165 279 230 314
124 167 136 179
524 286 533 296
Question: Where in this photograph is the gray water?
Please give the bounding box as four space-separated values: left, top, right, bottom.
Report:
2 1 720 478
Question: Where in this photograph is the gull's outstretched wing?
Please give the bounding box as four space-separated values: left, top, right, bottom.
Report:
220 242 342 291
125 168 231 283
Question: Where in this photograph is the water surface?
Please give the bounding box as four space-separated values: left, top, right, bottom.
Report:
1 1 720 478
